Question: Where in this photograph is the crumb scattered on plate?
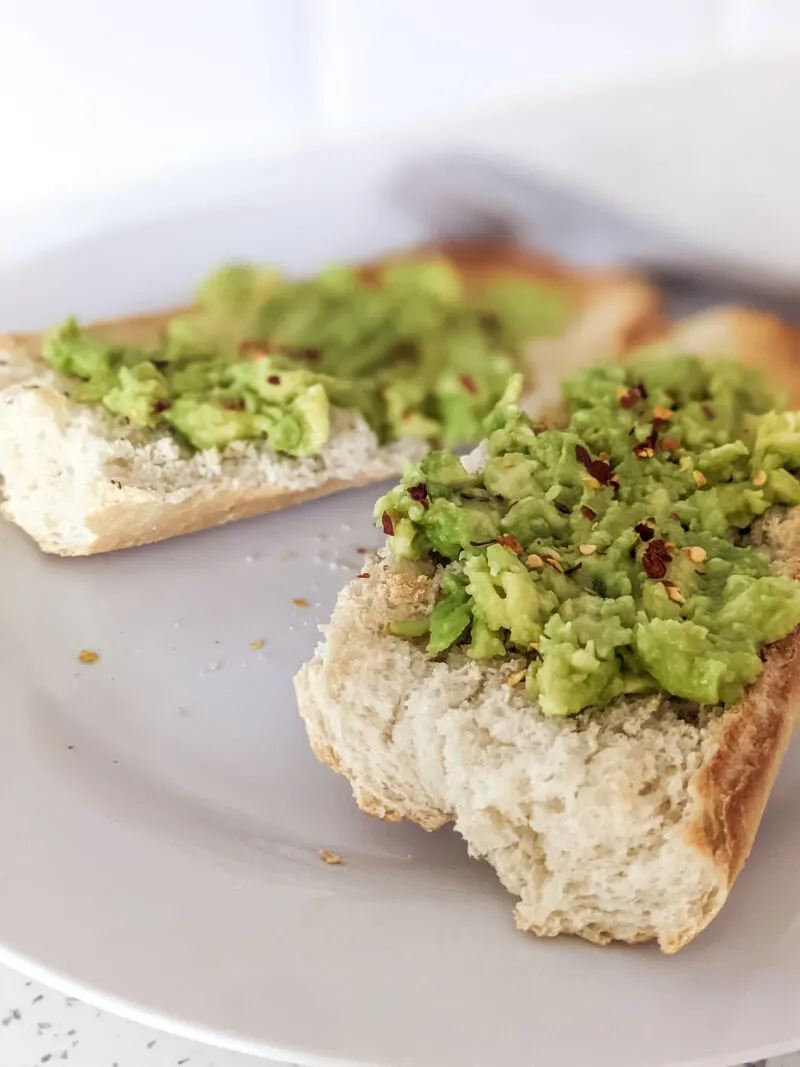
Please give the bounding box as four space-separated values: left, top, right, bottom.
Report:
293 598 310 608
206 661 220 672
249 639 264 650
318 849 343 866
78 649 99 664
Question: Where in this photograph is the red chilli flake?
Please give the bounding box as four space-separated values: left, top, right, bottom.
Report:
575 445 614 486
460 374 478 395
661 435 680 451
702 404 714 420
634 425 659 458
407 483 429 508
495 534 525 556
634 521 655 542
581 505 597 521
267 375 281 385
642 539 673 579
220 397 245 411
575 444 592 467
618 387 641 409
381 511 395 536
356 572 371 579
151 399 171 414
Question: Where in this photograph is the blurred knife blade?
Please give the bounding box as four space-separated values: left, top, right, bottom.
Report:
393 153 800 320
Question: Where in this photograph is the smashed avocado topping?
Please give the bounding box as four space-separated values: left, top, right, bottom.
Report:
42 260 569 457
376 356 800 715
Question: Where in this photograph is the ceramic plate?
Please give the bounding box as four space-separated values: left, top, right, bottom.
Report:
3 156 800 1067
3 470 800 1067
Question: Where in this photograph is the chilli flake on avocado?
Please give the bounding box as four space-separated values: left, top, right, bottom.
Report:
42 260 569 458
376 356 800 716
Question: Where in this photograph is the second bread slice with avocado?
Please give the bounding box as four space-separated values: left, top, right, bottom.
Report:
0 242 658 555
296 349 800 952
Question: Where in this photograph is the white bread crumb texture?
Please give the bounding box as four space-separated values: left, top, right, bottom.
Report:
0 370 422 552
297 554 728 949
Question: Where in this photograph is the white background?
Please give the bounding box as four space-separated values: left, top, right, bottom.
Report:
0 0 799 214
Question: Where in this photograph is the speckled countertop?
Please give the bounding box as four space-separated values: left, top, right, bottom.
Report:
0 965 290 1067
0 961 797 1067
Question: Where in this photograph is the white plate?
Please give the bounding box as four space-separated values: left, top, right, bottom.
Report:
3 480 800 1067
3 147 800 1067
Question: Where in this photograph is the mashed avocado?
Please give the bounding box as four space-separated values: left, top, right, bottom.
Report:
42 260 569 458
377 356 800 715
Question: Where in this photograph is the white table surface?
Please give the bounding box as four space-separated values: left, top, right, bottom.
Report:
0 964 291 1066
0 959 795 1067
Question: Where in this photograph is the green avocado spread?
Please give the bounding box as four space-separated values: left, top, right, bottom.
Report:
376 355 800 715
42 260 569 457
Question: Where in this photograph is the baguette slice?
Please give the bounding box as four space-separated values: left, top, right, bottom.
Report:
0 243 659 555
296 512 800 954
296 312 800 952
650 305 800 406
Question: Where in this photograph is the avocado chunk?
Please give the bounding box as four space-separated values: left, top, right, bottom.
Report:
379 354 800 716
43 258 571 458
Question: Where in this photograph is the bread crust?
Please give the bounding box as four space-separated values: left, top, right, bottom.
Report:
296 545 800 953
1 305 186 361
428 239 663 356
661 306 800 407
667 628 800 952
293 295 800 951
0 243 660 554
38 471 385 556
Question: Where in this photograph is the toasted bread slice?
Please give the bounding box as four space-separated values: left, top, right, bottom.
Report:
429 241 662 412
655 306 800 406
295 511 800 953
0 244 660 555
296 305 800 952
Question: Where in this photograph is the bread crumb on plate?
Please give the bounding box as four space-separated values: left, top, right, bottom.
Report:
318 849 343 866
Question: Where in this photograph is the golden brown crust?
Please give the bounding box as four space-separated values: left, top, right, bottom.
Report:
418 239 664 352
0 242 660 555
669 628 800 953
0 305 190 359
354 790 450 832
41 472 380 556
658 307 800 947
307 717 450 831
665 306 800 407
